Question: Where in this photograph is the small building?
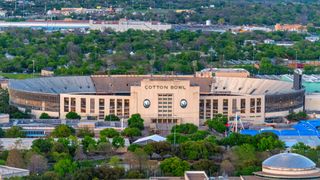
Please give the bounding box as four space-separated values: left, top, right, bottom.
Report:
274 23 307 32
305 36 320 42
253 153 320 179
0 9 7 17
185 171 209 180
275 41 295 47
0 114 9 123
41 67 54 77
133 134 166 145
0 165 29 179
264 39 275 44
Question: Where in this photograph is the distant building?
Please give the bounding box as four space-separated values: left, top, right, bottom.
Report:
236 25 272 33
41 67 54 77
275 41 295 47
263 39 275 44
274 23 307 32
244 40 259 46
253 153 320 179
8 73 305 127
0 165 29 179
0 19 172 32
0 9 7 17
185 171 209 180
305 35 320 42
47 7 115 16
175 9 195 13
133 134 166 145
0 114 9 123
199 68 250 78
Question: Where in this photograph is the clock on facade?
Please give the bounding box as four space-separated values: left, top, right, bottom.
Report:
180 99 188 108
143 99 151 108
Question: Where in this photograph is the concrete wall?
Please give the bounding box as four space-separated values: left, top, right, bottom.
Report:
305 94 320 112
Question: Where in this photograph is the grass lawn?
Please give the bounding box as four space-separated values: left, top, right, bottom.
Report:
0 73 40 79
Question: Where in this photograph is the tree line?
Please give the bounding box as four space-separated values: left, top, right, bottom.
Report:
0 29 319 76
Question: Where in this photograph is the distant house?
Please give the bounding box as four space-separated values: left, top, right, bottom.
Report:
133 134 166 145
274 23 307 32
0 114 9 123
305 35 320 42
244 40 258 46
41 67 54 77
275 41 295 47
264 39 275 44
0 9 7 17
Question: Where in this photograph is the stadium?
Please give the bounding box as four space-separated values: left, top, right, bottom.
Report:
8 71 305 129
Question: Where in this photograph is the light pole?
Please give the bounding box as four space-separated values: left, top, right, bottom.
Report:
32 60 35 78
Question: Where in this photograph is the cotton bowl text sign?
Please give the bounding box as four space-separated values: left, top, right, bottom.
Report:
145 85 186 90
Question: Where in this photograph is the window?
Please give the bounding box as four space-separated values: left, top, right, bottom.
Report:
250 98 255 113
199 99 204 119
240 99 246 113
90 98 95 114
64 97 69 112
232 99 237 113
257 98 262 113
212 99 218 115
99 99 105 120
124 99 129 118
206 99 211 119
71 98 76 112
223 99 228 115
81 98 86 113
158 94 173 118
117 99 123 117
109 99 115 115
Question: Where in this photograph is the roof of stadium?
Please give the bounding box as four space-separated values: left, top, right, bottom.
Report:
8 75 300 95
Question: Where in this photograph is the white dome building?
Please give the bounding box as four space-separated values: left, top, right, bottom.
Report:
254 153 320 179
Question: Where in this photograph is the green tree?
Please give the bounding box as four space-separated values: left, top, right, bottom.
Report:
54 159 77 176
112 136 125 148
82 136 96 152
5 126 25 138
166 133 189 144
77 127 94 138
178 141 217 160
171 123 198 134
52 125 75 138
66 112 81 120
128 114 144 130
206 114 228 133
286 111 308 121
109 156 121 168
122 127 141 138
0 128 5 138
291 143 320 165
233 144 261 175
256 136 285 151
31 138 54 154
105 114 120 121
100 128 120 138
191 160 218 176
160 157 190 176
39 112 51 119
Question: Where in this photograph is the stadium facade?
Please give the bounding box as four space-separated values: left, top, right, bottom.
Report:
8 72 305 128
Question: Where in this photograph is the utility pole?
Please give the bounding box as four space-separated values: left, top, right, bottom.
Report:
32 60 35 78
